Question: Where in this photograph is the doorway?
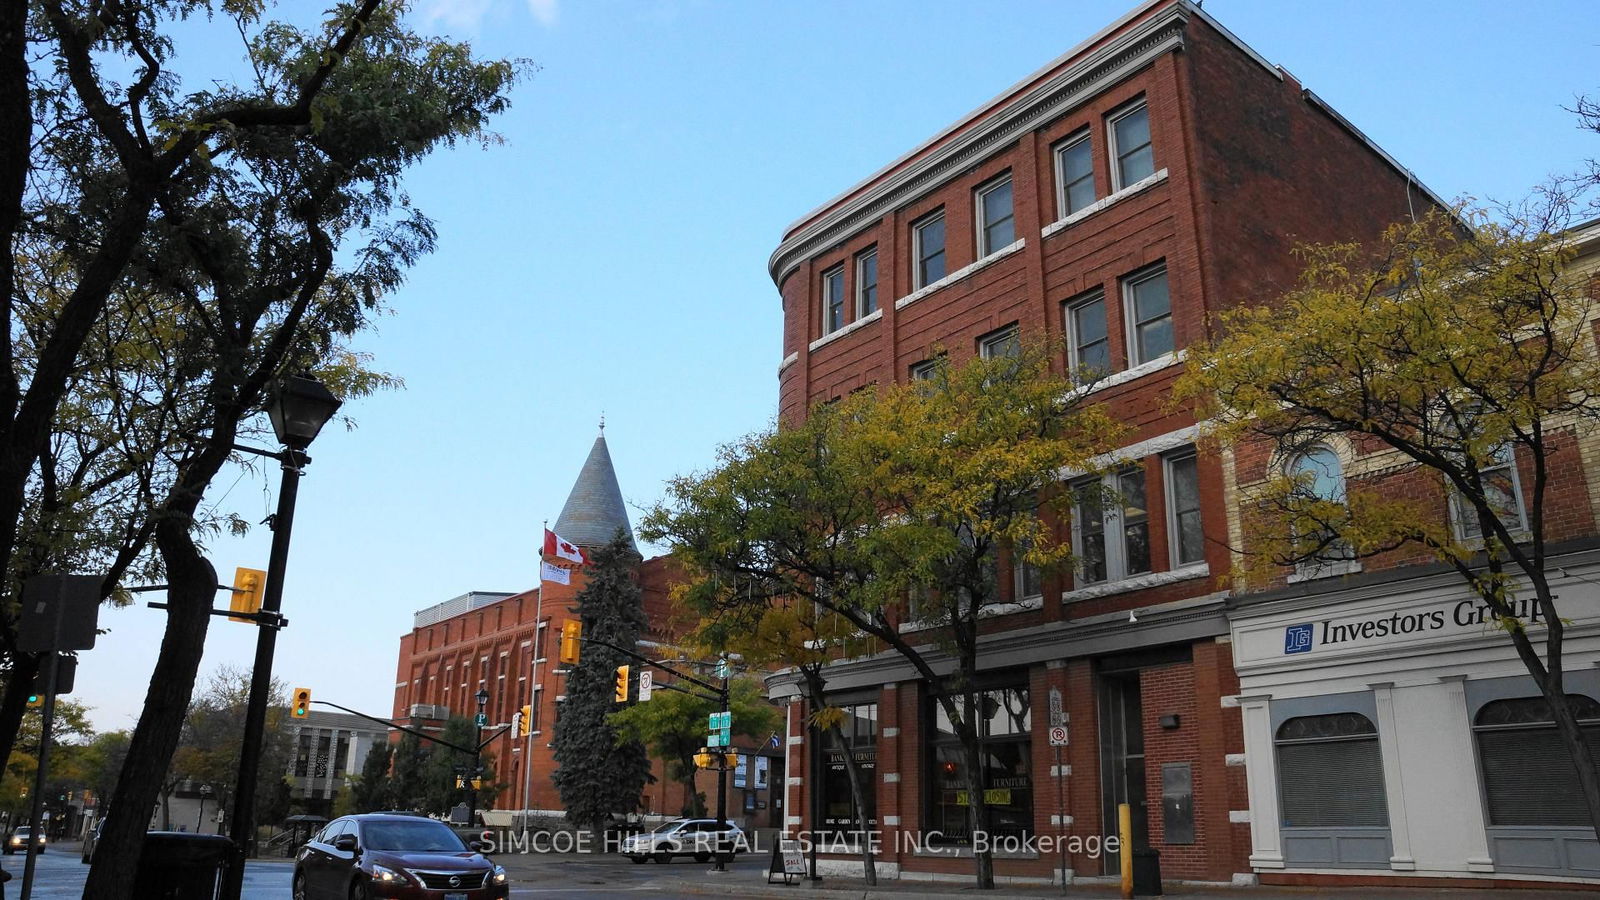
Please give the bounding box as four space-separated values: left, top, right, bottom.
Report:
1098 671 1148 874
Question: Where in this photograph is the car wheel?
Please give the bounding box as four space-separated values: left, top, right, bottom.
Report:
653 850 670 864
350 877 371 900
628 855 645 864
292 873 308 900
693 852 709 863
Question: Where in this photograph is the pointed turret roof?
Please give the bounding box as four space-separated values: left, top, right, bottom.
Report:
552 430 636 552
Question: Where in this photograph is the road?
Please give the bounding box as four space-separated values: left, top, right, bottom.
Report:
0 845 772 899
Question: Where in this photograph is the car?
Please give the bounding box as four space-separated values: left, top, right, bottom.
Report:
80 819 103 863
292 813 509 900
618 818 747 864
3 826 44 854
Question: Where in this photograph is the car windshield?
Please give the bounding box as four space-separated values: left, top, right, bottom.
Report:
362 821 467 853
649 821 685 834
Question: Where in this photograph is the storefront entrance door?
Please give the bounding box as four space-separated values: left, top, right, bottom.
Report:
1099 672 1149 875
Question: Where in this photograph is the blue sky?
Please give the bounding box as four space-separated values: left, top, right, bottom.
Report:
74 0 1600 732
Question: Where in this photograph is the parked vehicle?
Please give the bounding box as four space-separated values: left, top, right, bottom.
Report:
618 818 746 864
3 826 44 855
80 819 103 863
293 813 508 899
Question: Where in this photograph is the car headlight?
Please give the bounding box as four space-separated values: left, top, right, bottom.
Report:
369 863 407 884
491 864 508 885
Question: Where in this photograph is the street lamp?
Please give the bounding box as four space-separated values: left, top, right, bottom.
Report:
468 688 490 827
220 375 341 900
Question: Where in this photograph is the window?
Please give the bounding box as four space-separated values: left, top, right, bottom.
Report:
822 266 845 336
1287 445 1352 573
926 684 1032 844
1065 292 1111 377
913 211 946 289
1013 539 1042 600
976 175 1015 257
1054 133 1095 216
1452 443 1526 540
1071 468 1151 587
978 323 1020 360
1122 266 1172 365
1109 102 1154 190
817 702 878 836
1165 451 1204 566
909 359 939 382
855 248 878 318
1275 713 1388 828
1474 694 1600 827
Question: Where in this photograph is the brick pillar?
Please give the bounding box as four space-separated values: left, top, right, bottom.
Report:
1065 658 1102 876
877 683 902 866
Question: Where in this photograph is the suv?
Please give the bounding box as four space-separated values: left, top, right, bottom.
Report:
4 826 44 854
619 818 746 864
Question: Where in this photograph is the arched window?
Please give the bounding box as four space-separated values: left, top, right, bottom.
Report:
1275 712 1388 829
1287 445 1352 576
1474 694 1600 826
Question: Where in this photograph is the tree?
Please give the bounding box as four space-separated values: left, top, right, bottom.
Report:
550 532 653 835
386 733 427 812
350 740 393 813
642 343 1122 888
1175 204 1600 840
610 676 778 819
418 717 499 818
166 666 291 833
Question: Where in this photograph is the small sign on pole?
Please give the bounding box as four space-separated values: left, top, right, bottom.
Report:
1048 725 1069 747
638 670 653 701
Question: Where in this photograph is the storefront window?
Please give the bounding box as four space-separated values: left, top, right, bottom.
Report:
926 684 1033 844
818 703 877 836
1275 712 1388 828
1474 694 1600 826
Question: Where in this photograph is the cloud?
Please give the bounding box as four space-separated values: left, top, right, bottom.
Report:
415 0 496 33
526 0 559 27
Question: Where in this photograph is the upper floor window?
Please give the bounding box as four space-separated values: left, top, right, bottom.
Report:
1109 102 1154 190
856 248 879 318
822 266 846 336
1071 468 1151 586
1451 443 1526 541
1013 539 1042 601
909 358 939 382
1122 265 1172 365
1165 451 1204 566
978 323 1020 360
1065 291 1111 378
976 175 1015 257
914 211 947 289
1054 132 1095 217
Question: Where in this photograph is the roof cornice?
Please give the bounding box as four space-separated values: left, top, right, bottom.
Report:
766 1 1193 290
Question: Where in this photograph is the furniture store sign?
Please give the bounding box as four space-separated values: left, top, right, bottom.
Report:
1282 595 1546 656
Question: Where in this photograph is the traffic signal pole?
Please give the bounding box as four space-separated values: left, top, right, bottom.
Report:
18 652 60 900
713 669 730 873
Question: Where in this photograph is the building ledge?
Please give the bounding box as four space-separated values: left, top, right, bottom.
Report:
810 308 883 353
895 239 1025 312
778 351 799 375
898 595 1043 633
1041 168 1169 240
1061 562 1211 603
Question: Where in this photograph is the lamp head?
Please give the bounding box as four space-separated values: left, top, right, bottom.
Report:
268 375 341 450
475 687 490 707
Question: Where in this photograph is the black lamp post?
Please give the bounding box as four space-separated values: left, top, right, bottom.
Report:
468 687 490 827
220 375 341 900
196 784 212 833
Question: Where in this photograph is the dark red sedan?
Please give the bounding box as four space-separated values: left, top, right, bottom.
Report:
292 814 508 900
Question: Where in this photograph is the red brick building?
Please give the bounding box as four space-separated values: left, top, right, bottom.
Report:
390 433 786 828
765 0 1450 887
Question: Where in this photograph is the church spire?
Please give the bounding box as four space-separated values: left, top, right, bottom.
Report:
552 428 636 553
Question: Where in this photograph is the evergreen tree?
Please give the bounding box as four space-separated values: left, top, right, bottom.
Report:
387 733 428 812
419 717 499 817
350 741 394 812
551 531 653 834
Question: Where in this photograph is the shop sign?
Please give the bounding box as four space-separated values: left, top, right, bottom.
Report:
1281 594 1546 656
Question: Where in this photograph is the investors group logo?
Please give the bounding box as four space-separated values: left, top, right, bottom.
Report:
1283 622 1314 654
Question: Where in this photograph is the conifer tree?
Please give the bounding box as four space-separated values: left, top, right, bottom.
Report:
551 531 653 836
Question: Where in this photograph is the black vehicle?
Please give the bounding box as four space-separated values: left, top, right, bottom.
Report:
292 813 508 900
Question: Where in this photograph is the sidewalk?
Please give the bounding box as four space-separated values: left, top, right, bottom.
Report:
665 875 1595 900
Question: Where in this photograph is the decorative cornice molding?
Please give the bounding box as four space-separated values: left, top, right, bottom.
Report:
767 5 1191 289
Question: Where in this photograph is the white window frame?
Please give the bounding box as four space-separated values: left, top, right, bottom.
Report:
1163 449 1205 568
1053 131 1095 218
913 210 947 290
1108 100 1154 192
1122 264 1173 366
821 265 846 336
1450 443 1528 541
978 323 1020 360
1012 542 1042 601
855 247 879 319
909 359 939 382
1070 467 1152 587
1064 290 1112 376
975 173 1015 258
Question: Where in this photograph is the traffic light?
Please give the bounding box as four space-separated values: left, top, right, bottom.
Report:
559 620 582 665
229 567 267 623
614 665 630 703
291 687 312 718
26 692 42 708
518 704 532 736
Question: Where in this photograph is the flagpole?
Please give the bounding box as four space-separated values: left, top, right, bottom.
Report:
524 520 548 827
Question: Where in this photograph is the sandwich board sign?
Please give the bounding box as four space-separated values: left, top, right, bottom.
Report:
766 837 807 884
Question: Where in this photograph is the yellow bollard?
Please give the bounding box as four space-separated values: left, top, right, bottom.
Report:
1118 802 1133 899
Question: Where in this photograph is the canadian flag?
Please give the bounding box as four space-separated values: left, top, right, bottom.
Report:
543 528 587 565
